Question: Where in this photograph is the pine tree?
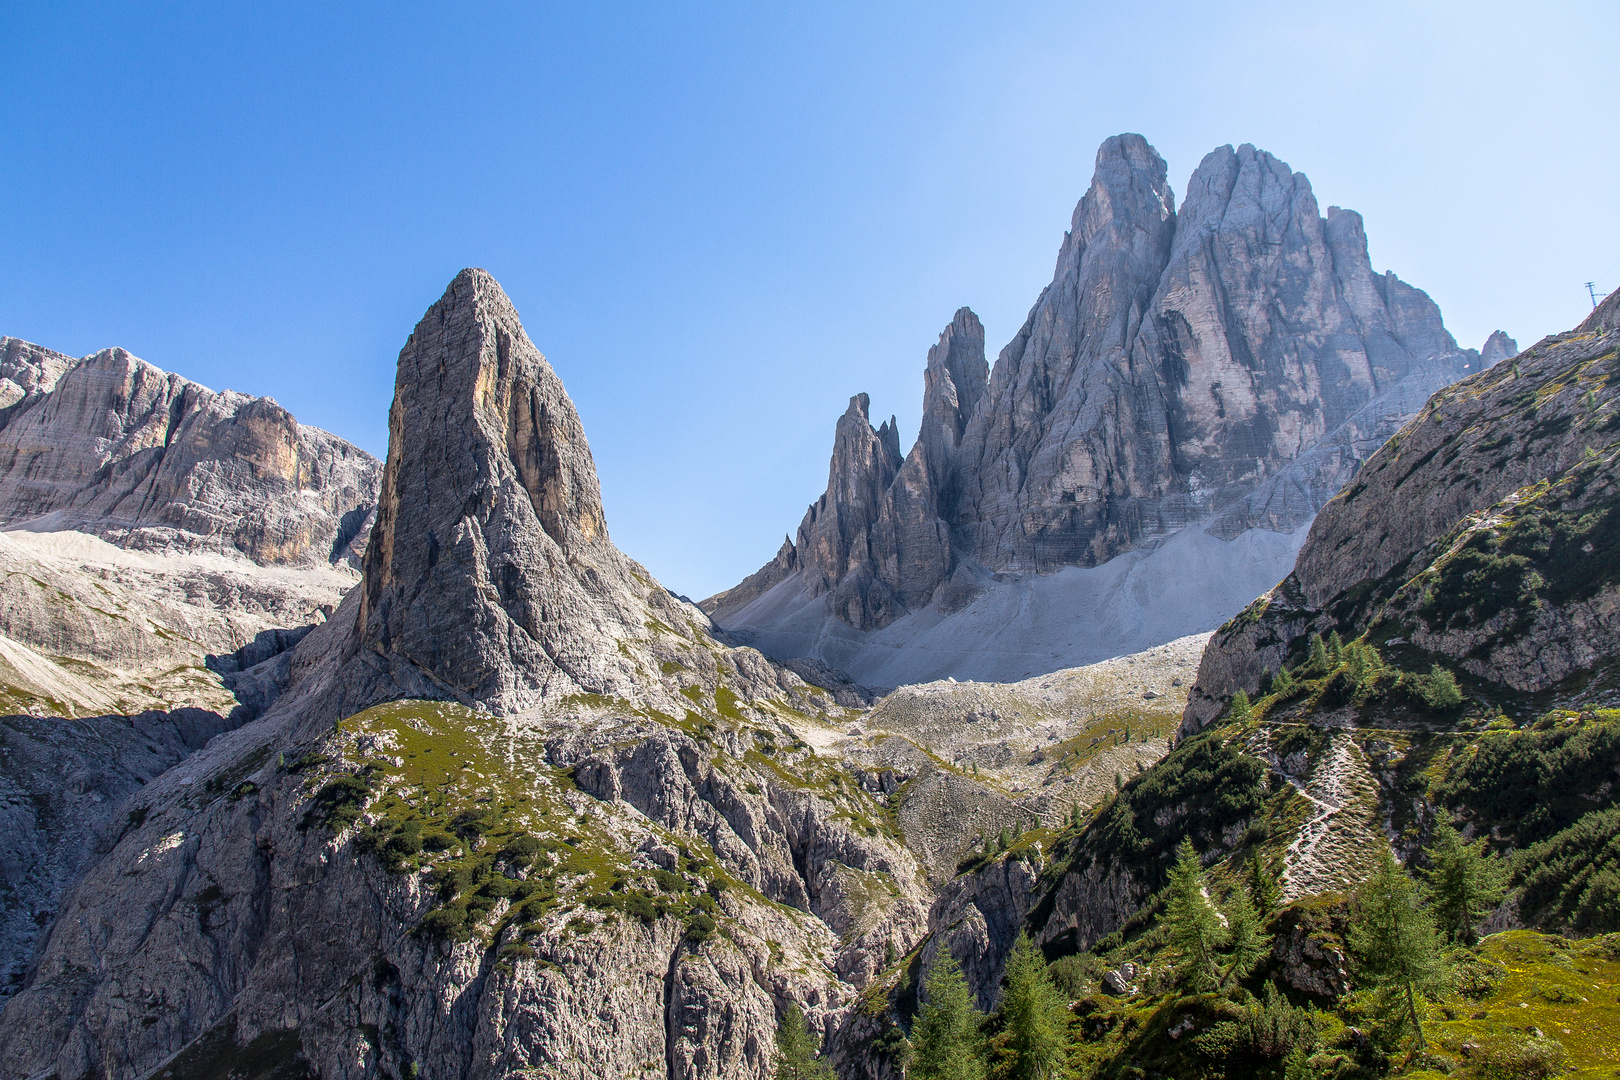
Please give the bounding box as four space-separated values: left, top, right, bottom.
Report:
999 826 1012 852
1422 820 1507 946
1271 665 1297 696
1347 850 1448 1050
1327 632 1344 665
775 1004 835 1080
996 933 1068 1080
911 950 986 1080
1165 839 1227 991
1229 690 1252 722
1223 882 1271 986
1248 853 1282 918
1345 640 1382 684
1306 634 1331 675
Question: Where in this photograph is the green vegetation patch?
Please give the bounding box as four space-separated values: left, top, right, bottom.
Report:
1039 729 1270 903
1424 931 1620 1079
298 699 725 947
1411 450 1620 634
1436 710 1620 849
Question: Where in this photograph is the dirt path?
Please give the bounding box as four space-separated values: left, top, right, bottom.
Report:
1280 732 1383 899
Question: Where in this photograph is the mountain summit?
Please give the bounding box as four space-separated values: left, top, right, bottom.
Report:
353 268 670 712
705 134 1516 687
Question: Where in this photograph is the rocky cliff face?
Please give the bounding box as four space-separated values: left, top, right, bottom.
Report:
347 268 716 716
707 135 1511 687
1184 289 1620 730
0 271 942 1080
0 337 380 568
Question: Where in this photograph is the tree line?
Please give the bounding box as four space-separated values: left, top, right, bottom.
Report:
774 817 1505 1077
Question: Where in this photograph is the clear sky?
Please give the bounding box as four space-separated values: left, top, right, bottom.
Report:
4 2 1617 600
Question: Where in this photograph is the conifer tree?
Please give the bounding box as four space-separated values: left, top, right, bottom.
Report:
1271 665 1297 696
1345 640 1382 684
996 933 1068 1080
1306 634 1331 675
1347 850 1448 1049
775 1004 835 1080
1327 631 1344 664
1223 882 1271 986
1248 853 1282 918
1165 839 1227 991
1229 690 1252 722
1422 820 1507 946
911 949 985 1080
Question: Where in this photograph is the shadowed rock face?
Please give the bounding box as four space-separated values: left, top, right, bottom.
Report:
0 337 379 567
708 134 1511 662
353 268 689 713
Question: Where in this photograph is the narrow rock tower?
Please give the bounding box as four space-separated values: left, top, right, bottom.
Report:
356 268 656 711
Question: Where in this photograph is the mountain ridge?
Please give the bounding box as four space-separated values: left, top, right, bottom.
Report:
704 134 1514 688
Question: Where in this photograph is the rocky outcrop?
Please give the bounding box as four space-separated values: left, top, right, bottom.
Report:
0 338 379 568
1480 330 1519 367
0 271 936 1080
0 338 75 426
708 135 1512 684
1184 289 1620 729
920 855 1042 1011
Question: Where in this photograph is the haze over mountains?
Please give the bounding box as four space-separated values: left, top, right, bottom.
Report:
704 136 1514 688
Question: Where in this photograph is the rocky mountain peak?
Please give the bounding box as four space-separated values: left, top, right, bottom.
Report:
0 336 379 568
354 268 684 713
708 133 1498 687
0 337 75 424
1480 329 1519 366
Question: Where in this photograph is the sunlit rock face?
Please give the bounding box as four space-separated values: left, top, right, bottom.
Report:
708 134 1508 686
0 337 380 568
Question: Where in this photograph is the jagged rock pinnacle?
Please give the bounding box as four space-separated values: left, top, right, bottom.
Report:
355 268 652 712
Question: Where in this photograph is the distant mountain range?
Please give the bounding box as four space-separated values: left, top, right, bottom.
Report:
703 135 1515 688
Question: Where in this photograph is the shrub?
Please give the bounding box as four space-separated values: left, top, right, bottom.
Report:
300 770 374 832
418 903 474 942
1467 1033 1568 1080
1515 806 1620 931
686 910 717 943
1439 716 1620 847
650 868 686 893
621 891 659 923
499 834 541 862
1400 664 1464 711
1047 954 1096 1000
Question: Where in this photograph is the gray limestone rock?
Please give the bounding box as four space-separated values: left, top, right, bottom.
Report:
352 268 684 713
708 135 1490 682
0 338 380 568
1480 329 1519 367
0 270 935 1080
0 338 75 424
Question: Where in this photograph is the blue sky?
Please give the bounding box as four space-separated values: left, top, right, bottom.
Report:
3 2 1617 599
